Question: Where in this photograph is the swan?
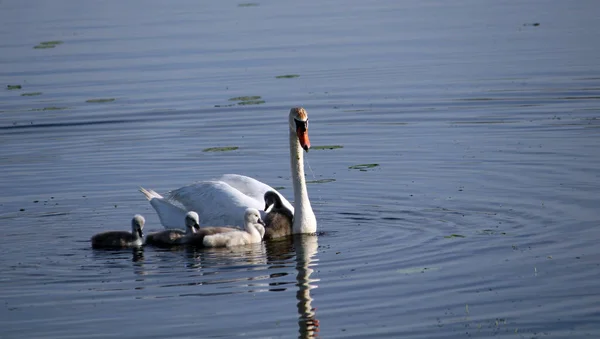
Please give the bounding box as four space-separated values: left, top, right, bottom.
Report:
263 190 293 240
140 107 317 234
186 208 265 248
91 215 145 249
140 187 188 229
145 211 199 247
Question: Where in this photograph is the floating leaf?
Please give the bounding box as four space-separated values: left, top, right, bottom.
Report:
237 100 265 105
349 163 379 171
7 85 22 90
229 96 261 102
31 106 69 111
444 234 466 239
21 92 42 96
307 178 336 184
238 3 259 6
203 146 239 152
86 98 115 103
34 40 63 49
214 104 235 108
313 145 343 150
273 186 285 190
477 229 507 236
275 74 300 79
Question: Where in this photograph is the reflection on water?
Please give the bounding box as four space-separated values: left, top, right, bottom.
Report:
294 235 320 338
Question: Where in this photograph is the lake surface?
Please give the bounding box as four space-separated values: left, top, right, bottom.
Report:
1 0 599 338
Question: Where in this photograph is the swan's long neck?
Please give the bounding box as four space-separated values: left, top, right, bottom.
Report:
245 222 263 242
289 129 317 234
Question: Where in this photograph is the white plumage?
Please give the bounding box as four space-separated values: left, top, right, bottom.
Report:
140 107 317 234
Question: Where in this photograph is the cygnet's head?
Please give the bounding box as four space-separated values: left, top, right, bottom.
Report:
288 107 311 152
264 190 284 212
131 214 145 238
184 211 200 233
244 208 265 226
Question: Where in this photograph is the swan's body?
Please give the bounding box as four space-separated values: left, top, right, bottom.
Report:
91 215 145 249
186 208 265 248
145 211 198 247
263 190 294 240
139 187 188 229
140 107 317 234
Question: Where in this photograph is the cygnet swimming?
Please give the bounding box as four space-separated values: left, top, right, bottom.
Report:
186 208 265 248
91 214 145 249
263 190 293 240
145 211 198 247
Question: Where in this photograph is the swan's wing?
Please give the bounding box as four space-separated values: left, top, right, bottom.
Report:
140 187 188 229
167 181 264 227
217 174 295 214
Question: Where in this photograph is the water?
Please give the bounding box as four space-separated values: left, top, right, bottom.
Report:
1 0 600 338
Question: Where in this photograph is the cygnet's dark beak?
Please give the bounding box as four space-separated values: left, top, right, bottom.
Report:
137 229 144 238
258 218 265 226
193 223 200 231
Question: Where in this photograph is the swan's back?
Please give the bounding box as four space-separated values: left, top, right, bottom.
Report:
168 180 264 227
91 231 139 249
218 174 294 214
145 229 187 247
139 187 188 229
183 226 240 247
264 211 293 240
202 230 252 248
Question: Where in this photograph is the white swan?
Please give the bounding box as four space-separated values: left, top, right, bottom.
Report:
91 215 145 249
186 208 265 247
140 107 317 234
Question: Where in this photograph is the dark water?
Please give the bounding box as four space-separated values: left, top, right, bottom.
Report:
1 1 600 338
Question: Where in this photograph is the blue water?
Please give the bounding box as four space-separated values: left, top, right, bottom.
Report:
1 1 599 338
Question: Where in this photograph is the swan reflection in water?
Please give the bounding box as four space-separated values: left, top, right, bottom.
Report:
266 235 320 338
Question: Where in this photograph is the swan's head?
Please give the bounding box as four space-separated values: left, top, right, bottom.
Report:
264 190 283 212
244 208 265 227
289 107 311 152
131 214 145 238
185 211 200 233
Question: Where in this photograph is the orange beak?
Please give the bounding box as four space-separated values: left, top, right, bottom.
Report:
297 128 311 152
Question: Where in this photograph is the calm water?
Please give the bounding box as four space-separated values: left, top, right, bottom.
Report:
1 0 600 338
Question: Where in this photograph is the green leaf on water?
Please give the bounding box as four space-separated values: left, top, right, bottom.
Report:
34 40 63 49
307 178 336 184
31 107 69 111
7 85 22 90
238 3 259 7
86 98 115 103
21 92 42 96
237 100 265 105
349 163 379 171
203 146 239 152
273 186 285 190
229 96 261 102
444 234 466 239
275 74 300 79
313 145 343 150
